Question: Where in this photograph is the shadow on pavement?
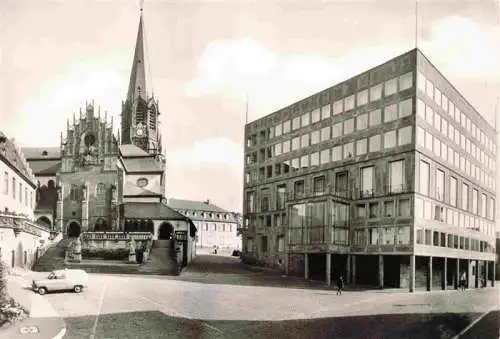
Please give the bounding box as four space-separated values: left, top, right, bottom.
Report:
62 310 500 339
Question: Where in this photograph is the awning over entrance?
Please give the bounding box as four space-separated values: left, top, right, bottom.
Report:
120 202 186 221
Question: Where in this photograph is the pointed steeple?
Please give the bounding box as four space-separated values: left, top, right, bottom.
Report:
126 11 147 103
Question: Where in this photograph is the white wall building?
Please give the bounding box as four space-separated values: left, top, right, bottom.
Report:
168 199 242 250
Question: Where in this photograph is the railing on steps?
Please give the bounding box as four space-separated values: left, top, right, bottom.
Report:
82 232 153 241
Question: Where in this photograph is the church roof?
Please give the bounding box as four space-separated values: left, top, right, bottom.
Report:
121 202 187 220
26 159 61 176
123 181 161 196
126 13 147 103
119 144 151 158
0 132 36 187
167 198 229 213
22 147 61 159
121 157 163 173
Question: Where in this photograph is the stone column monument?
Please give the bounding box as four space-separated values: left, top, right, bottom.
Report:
56 185 64 234
81 183 89 231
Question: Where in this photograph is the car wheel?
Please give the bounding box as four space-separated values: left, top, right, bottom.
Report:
38 287 47 295
74 285 82 293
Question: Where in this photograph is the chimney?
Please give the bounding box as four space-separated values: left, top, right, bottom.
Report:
204 199 210 205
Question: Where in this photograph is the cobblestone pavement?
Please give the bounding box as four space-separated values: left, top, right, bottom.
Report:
18 255 500 339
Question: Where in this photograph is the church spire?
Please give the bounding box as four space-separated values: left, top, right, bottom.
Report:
126 8 147 103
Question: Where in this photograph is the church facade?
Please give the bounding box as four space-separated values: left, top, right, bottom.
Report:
22 10 196 256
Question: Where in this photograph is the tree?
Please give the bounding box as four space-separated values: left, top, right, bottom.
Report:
0 252 8 305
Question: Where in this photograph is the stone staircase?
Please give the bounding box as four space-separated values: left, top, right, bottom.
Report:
137 246 179 275
33 238 72 272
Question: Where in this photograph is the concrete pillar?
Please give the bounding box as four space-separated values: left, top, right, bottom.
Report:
284 252 289 275
346 254 351 284
352 254 356 286
454 258 459 289
409 254 415 293
378 255 384 289
442 257 447 290
485 260 489 287
467 259 471 288
326 253 331 286
427 256 433 291
474 260 479 288
304 253 309 280
492 261 496 287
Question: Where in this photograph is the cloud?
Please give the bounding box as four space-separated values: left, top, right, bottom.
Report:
168 137 243 169
421 15 500 79
185 38 408 120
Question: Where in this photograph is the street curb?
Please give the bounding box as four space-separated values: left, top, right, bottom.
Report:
52 327 67 339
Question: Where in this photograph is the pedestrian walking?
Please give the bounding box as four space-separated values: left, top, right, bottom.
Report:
337 275 344 296
460 272 466 291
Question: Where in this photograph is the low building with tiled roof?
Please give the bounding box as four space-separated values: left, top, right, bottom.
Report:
168 198 242 249
0 132 52 271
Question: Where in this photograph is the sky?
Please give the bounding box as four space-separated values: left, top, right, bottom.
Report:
0 0 499 217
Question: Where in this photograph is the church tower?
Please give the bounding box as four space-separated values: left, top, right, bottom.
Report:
121 7 162 155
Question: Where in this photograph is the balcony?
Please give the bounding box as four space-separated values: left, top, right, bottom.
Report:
286 187 352 202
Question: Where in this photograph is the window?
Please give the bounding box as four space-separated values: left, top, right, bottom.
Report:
282 140 290 153
398 126 412 146
384 104 398 122
399 98 412 118
357 90 368 106
357 204 366 218
426 79 434 99
275 124 282 137
344 118 354 134
310 152 319 167
313 176 325 195
369 109 381 126
356 138 367 155
361 166 374 193
441 119 448 135
462 183 469 210
96 183 106 200
343 142 354 159
434 138 441 157
384 78 398 96
311 130 320 144
488 198 495 220
472 189 478 214
370 84 382 102
283 120 291 134
384 201 394 217
333 100 343 115
384 130 396 149
424 201 432 219
425 106 434 125
425 131 433 151
292 137 300 151
292 116 300 130
320 149 330 164
399 199 411 217
311 108 320 123
449 177 457 206
301 155 309 169
434 112 441 131
301 112 310 127
2 172 7 195
436 170 445 201
356 113 368 130
389 160 405 193
480 193 486 218
419 161 430 195
19 183 22 203
332 146 342 161
399 72 413 91
321 104 331 120
434 88 442 107
369 202 378 218
441 142 447 161
417 99 426 119
274 143 282 156
332 122 342 138
417 126 425 147
335 172 348 193
369 134 381 152
417 72 426 92
345 95 355 111
12 178 16 199
320 126 330 142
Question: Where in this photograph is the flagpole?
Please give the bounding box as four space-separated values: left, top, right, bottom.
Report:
415 1 419 49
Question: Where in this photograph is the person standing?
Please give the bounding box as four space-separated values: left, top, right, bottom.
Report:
337 275 344 296
460 272 467 291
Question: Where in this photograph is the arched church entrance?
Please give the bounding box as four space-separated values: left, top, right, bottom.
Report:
67 222 81 238
36 216 52 228
158 222 174 240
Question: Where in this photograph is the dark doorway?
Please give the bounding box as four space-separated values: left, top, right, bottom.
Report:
94 218 108 231
355 255 378 286
68 222 81 238
158 222 174 240
383 255 402 288
330 254 347 283
308 253 326 281
36 216 52 228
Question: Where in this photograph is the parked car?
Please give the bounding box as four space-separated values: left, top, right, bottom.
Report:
232 249 241 257
32 269 89 295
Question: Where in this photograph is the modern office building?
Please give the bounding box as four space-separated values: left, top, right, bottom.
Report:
242 48 497 292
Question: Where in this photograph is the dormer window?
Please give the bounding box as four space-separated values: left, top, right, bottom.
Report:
42 150 48 156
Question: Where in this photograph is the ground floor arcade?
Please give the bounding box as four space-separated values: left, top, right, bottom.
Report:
287 253 496 292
